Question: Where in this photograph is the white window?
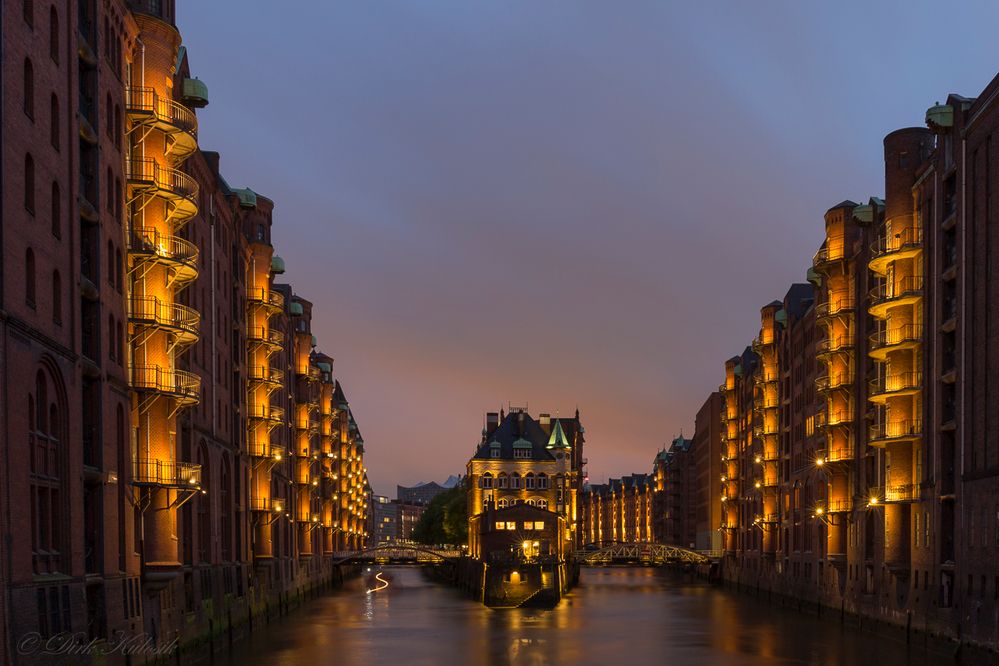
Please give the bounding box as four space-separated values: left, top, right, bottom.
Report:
498 498 508 508
537 474 548 489
491 449 500 458
511 474 521 489
526 474 535 490
481 474 493 489
498 475 508 489
505 522 516 530
514 448 531 459
534 522 545 531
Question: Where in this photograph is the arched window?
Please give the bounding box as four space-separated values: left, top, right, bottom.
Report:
50 181 60 238
107 315 116 361
24 153 35 213
221 455 232 560
49 6 58 63
51 271 61 324
480 473 493 489
537 473 548 489
49 94 59 150
525 472 536 490
197 443 210 563
115 248 123 291
511 472 521 490
538 499 549 510
25 248 36 306
23 0 33 27
31 368 66 574
498 498 508 509
497 472 508 489
23 59 34 118
527 499 536 507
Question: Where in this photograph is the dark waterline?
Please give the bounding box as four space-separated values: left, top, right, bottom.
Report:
223 567 955 666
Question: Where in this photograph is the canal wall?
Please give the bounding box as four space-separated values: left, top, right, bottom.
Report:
718 558 998 661
140 562 360 666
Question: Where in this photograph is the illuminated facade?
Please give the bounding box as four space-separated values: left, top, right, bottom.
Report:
580 474 653 546
707 77 999 649
466 409 584 551
0 0 371 658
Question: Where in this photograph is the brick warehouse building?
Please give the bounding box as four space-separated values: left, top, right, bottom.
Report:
710 74 999 649
0 0 371 660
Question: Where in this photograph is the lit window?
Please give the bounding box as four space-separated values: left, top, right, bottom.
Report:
495 522 505 530
505 522 515 530
523 522 533 530
534 522 545 530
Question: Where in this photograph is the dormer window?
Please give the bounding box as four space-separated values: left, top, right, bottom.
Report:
513 448 531 459
490 448 500 459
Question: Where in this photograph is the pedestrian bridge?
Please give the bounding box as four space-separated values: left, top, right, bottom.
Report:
332 545 462 565
574 542 711 566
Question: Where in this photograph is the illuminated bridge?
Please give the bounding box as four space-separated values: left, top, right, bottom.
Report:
574 542 712 566
332 545 462 565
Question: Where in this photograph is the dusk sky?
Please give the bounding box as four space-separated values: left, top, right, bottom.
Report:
179 2 999 496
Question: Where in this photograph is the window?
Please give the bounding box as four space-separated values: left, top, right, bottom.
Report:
31 370 65 574
538 499 548 510
505 522 516 530
25 248 36 307
525 473 535 490
490 448 500 459
480 474 493 489
495 522 506 530
523 522 534 530
49 6 58 63
23 0 34 26
534 522 545 530
514 448 531 459
49 94 59 150
511 473 521 489
23 59 34 118
497 474 508 489
51 271 61 324
537 474 548 489
24 153 35 213
50 181 60 237
497 499 508 509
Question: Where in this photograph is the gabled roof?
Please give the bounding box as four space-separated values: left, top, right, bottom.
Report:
547 419 571 449
472 411 555 462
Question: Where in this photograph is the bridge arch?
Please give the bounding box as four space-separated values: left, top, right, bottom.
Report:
332 544 461 565
575 542 710 565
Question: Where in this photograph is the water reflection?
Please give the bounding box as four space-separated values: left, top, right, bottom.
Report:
224 567 954 666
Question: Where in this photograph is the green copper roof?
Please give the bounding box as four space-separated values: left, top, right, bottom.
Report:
182 77 209 107
289 302 304 316
547 419 571 449
926 103 953 131
233 188 257 208
311 334 317 347
512 438 533 448
775 308 787 325
806 267 822 286
271 256 286 274
317 362 332 374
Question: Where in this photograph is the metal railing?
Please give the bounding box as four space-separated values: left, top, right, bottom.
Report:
869 276 924 307
869 324 921 352
131 365 200 402
128 227 199 270
813 236 846 266
247 403 284 423
815 372 853 393
816 335 853 355
247 325 285 347
868 419 922 442
869 372 922 398
126 157 199 202
125 86 198 137
247 286 285 310
823 498 853 513
870 226 922 259
247 365 283 385
133 459 201 488
129 296 199 337
815 297 855 318
872 484 919 503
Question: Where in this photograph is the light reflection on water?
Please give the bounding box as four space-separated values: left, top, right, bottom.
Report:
223 567 955 666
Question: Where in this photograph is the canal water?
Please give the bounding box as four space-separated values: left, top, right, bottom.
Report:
223 567 955 666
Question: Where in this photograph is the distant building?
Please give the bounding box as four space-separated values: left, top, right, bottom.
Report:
580 475 654 545
655 436 697 549
692 393 724 552
397 481 453 506
372 495 426 544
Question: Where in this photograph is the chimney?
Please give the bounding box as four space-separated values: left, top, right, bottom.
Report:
539 413 551 434
486 412 499 437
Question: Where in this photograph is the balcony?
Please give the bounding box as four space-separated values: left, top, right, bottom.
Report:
757 514 780 524
248 403 284 425
816 410 851 430
131 365 200 405
247 286 285 314
869 227 923 276
128 296 200 345
248 364 283 389
297 365 322 382
132 460 201 489
124 86 198 161
822 498 853 513
868 276 924 318
128 227 199 284
818 445 854 464
812 236 847 273
248 433 286 460
250 497 286 513
815 372 853 394
815 297 854 321
869 372 922 403
868 419 922 447
247 325 285 351
871 484 920 503
125 158 199 224
815 334 853 359
869 324 921 360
